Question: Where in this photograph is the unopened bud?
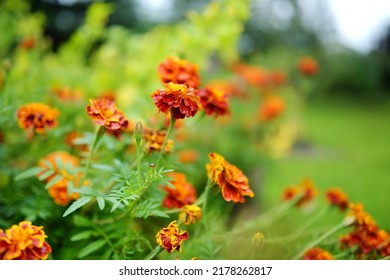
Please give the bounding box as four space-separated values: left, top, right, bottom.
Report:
134 121 143 144
252 232 265 249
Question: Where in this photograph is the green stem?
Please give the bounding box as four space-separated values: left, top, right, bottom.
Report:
380 255 390 260
291 221 347 260
135 138 142 190
202 179 213 217
145 246 164 260
155 117 175 170
83 126 102 180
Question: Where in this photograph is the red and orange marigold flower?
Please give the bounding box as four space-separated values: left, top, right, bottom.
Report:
179 205 202 225
0 221 52 260
206 153 254 203
303 247 334 260
297 56 319 76
326 188 349 211
16 103 60 134
155 221 189 253
158 56 200 88
282 178 318 208
197 85 230 117
38 151 83 206
161 172 197 209
86 98 129 133
151 82 201 119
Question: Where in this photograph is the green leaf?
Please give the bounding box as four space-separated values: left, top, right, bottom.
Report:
70 230 95 241
37 169 56 181
96 197 105 210
14 167 45 181
77 239 106 258
73 215 92 227
44 175 63 189
63 196 93 217
91 164 115 172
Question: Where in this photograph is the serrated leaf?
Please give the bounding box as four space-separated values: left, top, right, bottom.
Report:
149 210 169 218
45 175 63 189
14 167 45 181
73 215 92 227
37 169 56 181
77 239 106 258
71 230 95 241
96 197 105 210
110 201 122 213
91 164 115 172
63 196 93 217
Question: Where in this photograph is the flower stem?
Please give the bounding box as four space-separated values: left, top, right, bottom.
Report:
202 179 213 217
145 246 164 260
155 117 175 170
291 221 347 260
83 126 103 180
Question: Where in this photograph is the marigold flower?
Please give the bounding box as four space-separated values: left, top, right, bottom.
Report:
161 172 197 209
206 153 254 203
179 205 202 225
51 86 83 102
197 86 230 117
282 178 318 208
303 247 334 260
158 56 200 88
326 188 349 211
178 149 199 164
0 221 52 260
297 56 319 76
151 82 201 119
38 151 83 206
86 98 129 132
270 70 287 86
233 63 270 87
143 128 174 154
155 221 189 253
16 103 60 134
259 95 285 121
20 37 36 50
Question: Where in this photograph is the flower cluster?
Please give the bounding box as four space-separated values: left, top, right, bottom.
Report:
0 221 52 260
161 172 197 209
86 98 129 135
16 103 60 134
303 247 334 260
158 56 200 88
282 178 318 208
155 221 189 253
340 203 390 258
206 153 254 203
38 151 83 206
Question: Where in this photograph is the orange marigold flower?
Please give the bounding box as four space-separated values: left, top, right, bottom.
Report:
51 86 83 102
233 63 270 87
326 188 349 211
197 86 230 117
259 95 285 121
297 56 319 76
20 37 36 50
16 103 60 134
178 149 199 164
303 247 334 260
270 70 287 86
143 128 174 154
86 98 129 132
179 205 202 225
206 153 254 203
158 56 200 88
161 172 197 209
282 178 318 208
0 221 52 260
156 221 189 253
151 82 201 119
38 151 83 206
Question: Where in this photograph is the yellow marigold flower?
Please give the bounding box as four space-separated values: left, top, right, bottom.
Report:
143 128 174 154
297 56 319 76
0 221 52 260
326 188 349 211
282 178 318 208
161 172 197 209
155 221 189 253
86 98 129 132
38 151 83 206
206 153 254 203
16 103 59 134
151 82 201 119
158 56 200 88
303 247 334 260
197 85 230 117
179 205 202 225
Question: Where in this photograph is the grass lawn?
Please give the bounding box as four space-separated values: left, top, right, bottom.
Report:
262 97 390 230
